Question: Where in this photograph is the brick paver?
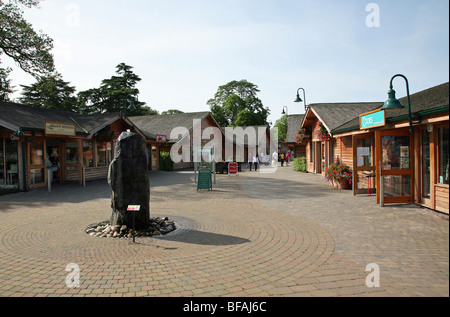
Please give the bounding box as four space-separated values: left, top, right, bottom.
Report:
0 166 448 297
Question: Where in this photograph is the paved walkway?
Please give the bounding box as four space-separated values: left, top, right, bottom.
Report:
0 165 448 297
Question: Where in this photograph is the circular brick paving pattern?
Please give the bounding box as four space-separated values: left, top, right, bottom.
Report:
0 174 337 297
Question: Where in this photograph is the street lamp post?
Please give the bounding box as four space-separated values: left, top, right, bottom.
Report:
122 96 137 117
381 74 414 133
294 88 308 112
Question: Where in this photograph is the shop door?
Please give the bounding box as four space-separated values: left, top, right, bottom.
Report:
352 133 375 196
28 139 47 188
376 129 414 204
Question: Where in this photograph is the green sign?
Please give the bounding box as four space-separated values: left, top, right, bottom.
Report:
197 169 212 191
360 109 386 129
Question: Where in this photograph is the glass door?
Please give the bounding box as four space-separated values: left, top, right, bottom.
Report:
376 129 414 204
353 133 375 196
29 139 47 188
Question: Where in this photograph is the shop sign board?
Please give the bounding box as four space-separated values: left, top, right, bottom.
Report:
197 169 212 191
359 110 385 130
45 122 76 136
228 162 238 175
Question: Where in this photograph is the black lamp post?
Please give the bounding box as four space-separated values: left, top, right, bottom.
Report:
381 74 413 133
123 96 137 117
294 88 308 112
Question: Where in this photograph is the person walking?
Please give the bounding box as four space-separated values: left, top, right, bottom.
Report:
253 155 259 171
285 151 290 166
280 152 285 166
248 155 253 171
272 151 278 167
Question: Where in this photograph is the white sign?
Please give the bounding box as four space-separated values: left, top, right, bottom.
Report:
127 205 141 211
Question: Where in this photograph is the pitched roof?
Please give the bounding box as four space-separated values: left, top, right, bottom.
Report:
128 111 211 141
307 102 383 132
224 125 270 146
0 101 86 134
332 82 449 134
0 101 127 136
286 114 305 143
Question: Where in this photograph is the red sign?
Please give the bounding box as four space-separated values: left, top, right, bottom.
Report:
156 135 167 142
228 163 238 175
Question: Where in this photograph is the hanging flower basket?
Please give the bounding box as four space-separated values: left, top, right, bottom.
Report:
96 126 119 145
315 122 332 142
295 128 311 144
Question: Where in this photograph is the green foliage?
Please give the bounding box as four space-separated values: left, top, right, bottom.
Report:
77 63 157 115
0 66 14 101
273 115 288 141
159 151 174 171
208 80 270 127
293 157 307 172
0 0 55 77
19 73 77 112
161 109 184 115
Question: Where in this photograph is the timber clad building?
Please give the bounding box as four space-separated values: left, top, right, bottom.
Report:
0 103 224 190
1 82 448 215
296 82 449 214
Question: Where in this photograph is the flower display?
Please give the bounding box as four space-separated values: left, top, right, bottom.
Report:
295 128 311 144
324 159 353 189
95 125 119 145
315 122 332 141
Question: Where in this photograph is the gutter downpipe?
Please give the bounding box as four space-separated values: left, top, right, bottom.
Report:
21 132 37 192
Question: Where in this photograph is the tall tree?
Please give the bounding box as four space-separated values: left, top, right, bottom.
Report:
0 66 14 101
161 109 184 115
78 63 157 116
19 72 77 112
273 114 288 141
0 0 54 77
207 80 270 127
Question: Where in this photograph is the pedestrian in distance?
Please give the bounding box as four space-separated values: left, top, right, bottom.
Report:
253 155 259 170
272 151 278 167
248 155 253 171
280 152 285 166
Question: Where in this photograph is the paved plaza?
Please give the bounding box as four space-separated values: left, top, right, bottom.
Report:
0 165 448 297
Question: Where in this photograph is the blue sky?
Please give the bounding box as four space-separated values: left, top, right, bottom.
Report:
5 0 449 125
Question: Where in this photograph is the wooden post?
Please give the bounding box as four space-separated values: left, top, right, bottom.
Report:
380 161 384 207
47 169 51 192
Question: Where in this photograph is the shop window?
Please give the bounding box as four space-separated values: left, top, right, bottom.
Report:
438 126 449 184
0 139 17 186
83 141 94 167
97 142 113 167
66 142 79 164
5 139 19 186
422 130 431 198
0 139 4 185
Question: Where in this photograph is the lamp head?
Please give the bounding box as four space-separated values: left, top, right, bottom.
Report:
281 109 286 115
381 89 405 110
128 99 136 111
294 93 303 103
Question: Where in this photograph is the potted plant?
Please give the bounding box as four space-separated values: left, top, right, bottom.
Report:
324 159 353 189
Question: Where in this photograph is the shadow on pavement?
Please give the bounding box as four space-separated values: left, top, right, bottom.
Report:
161 229 251 246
